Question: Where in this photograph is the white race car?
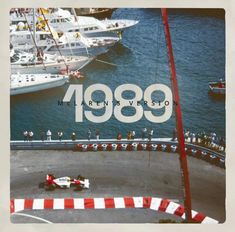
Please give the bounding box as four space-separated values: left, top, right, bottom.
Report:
39 174 90 191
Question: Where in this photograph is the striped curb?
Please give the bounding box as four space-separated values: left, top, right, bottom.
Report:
74 142 225 168
10 196 218 223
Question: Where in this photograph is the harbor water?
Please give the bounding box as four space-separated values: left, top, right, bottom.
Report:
10 8 225 140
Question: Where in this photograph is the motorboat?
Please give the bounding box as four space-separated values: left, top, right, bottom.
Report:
53 32 119 56
11 73 69 95
10 25 59 52
209 80 225 95
73 8 115 19
10 8 139 37
10 26 120 56
60 12 139 37
11 49 93 74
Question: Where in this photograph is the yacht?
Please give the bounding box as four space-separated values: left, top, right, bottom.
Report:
53 12 139 37
11 49 93 74
10 26 59 52
10 27 119 57
209 80 225 95
51 32 119 56
73 8 115 19
10 8 139 37
11 73 69 95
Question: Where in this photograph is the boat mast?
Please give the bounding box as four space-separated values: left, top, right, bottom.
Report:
33 8 36 55
39 8 69 73
161 8 192 222
22 9 46 69
71 8 78 22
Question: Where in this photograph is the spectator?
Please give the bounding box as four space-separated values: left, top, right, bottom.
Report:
127 131 132 140
131 130 136 140
87 129 91 141
195 133 200 144
58 131 63 141
40 131 45 141
117 132 122 140
96 129 100 141
23 131 28 141
190 133 194 143
71 132 76 141
46 130 52 141
172 128 177 141
184 129 190 141
148 128 153 141
142 127 147 140
28 131 34 141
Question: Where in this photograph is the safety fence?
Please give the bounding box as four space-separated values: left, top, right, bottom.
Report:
10 196 218 223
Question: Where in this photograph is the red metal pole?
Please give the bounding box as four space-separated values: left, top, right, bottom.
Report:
161 8 192 221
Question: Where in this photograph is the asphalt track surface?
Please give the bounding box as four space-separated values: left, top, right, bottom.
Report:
10 150 225 223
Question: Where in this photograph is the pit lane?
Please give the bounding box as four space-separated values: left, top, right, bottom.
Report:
10 150 225 223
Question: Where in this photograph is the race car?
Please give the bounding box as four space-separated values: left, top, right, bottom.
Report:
39 174 90 191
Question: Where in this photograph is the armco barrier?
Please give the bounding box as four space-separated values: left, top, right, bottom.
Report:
10 139 225 168
10 196 218 223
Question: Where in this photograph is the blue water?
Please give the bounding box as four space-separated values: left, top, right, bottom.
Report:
10 9 225 140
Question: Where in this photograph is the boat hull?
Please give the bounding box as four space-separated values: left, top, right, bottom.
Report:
46 43 114 57
11 78 68 96
209 86 225 95
209 81 225 95
11 57 93 74
74 8 115 19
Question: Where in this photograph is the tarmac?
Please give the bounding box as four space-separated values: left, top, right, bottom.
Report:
10 150 225 223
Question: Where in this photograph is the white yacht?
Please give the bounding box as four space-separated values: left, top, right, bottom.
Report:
51 32 119 56
11 73 69 95
11 49 93 74
10 27 119 56
10 8 139 37
10 26 58 52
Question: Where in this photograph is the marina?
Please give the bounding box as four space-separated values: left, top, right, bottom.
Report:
10 8 225 141
9 7 225 224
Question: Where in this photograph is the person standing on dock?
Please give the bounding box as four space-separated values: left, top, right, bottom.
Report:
71 132 76 141
127 131 132 140
96 129 100 141
40 131 45 141
148 128 153 141
87 129 91 141
23 131 28 141
142 127 147 140
117 132 122 140
47 130 52 141
28 131 34 141
172 128 177 141
184 129 189 141
58 131 63 141
131 130 136 140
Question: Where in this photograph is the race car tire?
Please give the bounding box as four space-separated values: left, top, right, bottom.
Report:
44 184 55 191
74 186 83 191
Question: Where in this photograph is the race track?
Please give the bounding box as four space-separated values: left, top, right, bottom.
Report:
10 150 225 223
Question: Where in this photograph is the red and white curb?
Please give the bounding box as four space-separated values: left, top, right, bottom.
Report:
10 197 218 223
